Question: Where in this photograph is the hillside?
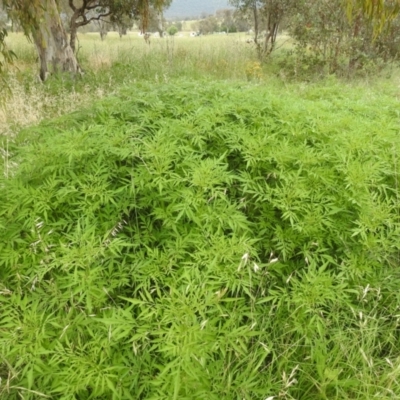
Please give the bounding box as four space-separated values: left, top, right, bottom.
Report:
165 0 231 18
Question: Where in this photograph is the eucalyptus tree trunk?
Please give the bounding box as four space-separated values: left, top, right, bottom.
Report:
69 20 79 53
97 20 109 41
30 0 80 81
156 10 164 38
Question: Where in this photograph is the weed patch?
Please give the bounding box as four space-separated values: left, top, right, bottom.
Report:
1 80 400 399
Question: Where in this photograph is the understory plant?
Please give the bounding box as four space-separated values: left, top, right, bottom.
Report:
1 80 400 399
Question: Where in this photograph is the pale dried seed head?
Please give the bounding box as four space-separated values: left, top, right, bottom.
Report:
385 358 393 368
360 348 373 368
362 284 370 300
269 251 274 259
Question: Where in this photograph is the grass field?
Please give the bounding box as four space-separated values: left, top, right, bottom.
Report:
0 31 295 137
1 30 400 399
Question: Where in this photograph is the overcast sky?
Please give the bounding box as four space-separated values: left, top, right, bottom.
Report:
165 0 231 19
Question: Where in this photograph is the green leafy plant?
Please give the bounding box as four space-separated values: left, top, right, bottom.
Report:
1 80 400 399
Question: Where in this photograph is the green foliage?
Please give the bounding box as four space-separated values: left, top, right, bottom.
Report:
167 25 178 36
1 80 400 399
286 0 400 77
228 0 400 74
229 0 297 59
0 28 16 80
347 0 400 31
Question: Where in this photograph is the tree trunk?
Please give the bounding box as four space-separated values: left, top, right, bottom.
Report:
157 11 164 38
100 30 108 41
348 12 362 73
69 8 81 54
97 20 108 41
70 22 78 53
30 0 80 81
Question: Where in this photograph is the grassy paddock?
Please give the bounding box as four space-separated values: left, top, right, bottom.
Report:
1 31 396 137
1 32 258 136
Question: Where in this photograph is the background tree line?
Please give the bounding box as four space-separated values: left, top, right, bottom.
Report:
187 9 251 34
159 0 400 75
230 0 400 74
0 0 400 81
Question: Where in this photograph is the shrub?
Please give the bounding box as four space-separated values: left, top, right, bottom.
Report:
288 0 400 76
1 80 400 399
167 25 178 36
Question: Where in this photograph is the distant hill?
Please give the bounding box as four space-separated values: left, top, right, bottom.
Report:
165 0 231 19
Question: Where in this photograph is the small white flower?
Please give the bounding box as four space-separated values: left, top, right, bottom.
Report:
253 262 260 272
269 258 279 264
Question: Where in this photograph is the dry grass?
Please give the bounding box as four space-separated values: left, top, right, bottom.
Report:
0 77 107 137
1 31 261 137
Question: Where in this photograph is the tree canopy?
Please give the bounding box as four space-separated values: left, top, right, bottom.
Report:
0 0 399 78
0 0 170 79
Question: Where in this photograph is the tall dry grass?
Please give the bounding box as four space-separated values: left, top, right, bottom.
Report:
1 31 257 137
3 30 397 138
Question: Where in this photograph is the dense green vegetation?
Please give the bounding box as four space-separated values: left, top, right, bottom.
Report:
1 79 400 399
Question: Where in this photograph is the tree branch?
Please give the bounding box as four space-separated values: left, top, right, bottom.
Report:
75 11 112 27
87 12 112 22
68 0 77 13
87 4 104 11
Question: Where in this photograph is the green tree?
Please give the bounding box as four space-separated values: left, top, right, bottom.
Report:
96 15 111 40
216 8 237 32
288 0 400 75
348 0 400 28
1 0 169 80
0 28 16 85
0 3 8 28
197 15 220 34
65 0 170 53
232 8 252 31
230 0 297 59
147 4 168 37
4 0 81 81
229 0 400 60
0 4 15 80
113 13 135 37
167 24 178 35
